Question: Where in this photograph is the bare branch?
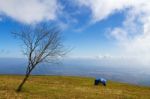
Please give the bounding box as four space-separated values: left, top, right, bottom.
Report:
13 24 67 92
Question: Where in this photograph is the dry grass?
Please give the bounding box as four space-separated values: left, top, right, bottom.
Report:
0 75 150 99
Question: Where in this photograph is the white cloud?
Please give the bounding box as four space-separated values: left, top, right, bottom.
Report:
108 1 150 64
76 0 134 22
76 0 150 65
0 0 61 24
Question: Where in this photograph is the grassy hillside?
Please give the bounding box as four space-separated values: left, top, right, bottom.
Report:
0 75 150 99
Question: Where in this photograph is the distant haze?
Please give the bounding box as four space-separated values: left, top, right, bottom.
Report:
0 58 150 86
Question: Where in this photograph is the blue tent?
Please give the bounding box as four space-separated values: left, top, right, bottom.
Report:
94 78 107 86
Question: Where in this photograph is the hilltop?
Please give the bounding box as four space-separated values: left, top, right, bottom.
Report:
0 75 150 99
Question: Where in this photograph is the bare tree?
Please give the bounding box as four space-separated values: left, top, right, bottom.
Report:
13 24 66 92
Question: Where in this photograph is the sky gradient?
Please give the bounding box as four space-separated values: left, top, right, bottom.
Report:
0 0 150 67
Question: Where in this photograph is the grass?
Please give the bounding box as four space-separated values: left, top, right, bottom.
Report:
0 75 150 99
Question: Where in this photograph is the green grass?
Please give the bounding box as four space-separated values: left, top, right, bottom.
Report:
0 75 150 99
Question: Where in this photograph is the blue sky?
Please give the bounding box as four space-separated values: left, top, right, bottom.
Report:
0 0 150 66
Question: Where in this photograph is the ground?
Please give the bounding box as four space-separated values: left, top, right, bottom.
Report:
0 75 150 99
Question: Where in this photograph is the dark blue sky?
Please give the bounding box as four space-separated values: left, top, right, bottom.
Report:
0 1 125 58
0 0 150 67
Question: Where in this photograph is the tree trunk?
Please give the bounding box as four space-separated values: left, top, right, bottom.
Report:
16 73 30 92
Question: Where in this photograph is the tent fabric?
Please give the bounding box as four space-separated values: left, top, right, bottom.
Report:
94 78 107 86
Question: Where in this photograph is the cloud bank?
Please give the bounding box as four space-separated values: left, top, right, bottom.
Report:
0 0 61 24
76 0 150 64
